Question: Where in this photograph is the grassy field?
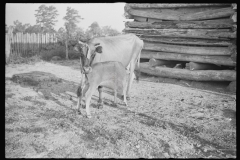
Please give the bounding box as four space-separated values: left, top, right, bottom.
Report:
5 59 236 158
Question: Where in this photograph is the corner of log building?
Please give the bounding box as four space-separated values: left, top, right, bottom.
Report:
124 3 237 93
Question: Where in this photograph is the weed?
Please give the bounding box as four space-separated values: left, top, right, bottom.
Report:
30 142 48 153
5 117 18 124
22 96 33 101
40 45 80 61
16 126 45 134
5 93 15 99
32 100 46 106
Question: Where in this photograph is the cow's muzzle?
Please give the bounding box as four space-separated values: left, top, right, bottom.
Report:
83 66 92 74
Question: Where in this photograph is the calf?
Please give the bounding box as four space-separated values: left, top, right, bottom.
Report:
76 61 128 118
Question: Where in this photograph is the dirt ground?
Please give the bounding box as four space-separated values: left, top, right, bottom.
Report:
5 60 236 158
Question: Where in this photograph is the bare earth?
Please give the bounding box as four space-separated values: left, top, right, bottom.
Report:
5 60 236 158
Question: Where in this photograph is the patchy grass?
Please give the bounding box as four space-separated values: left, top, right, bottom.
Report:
16 126 46 134
5 61 236 158
8 54 42 65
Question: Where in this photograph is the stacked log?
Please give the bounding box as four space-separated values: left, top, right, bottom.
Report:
124 3 237 93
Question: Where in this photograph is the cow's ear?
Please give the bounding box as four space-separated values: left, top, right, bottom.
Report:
95 46 102 53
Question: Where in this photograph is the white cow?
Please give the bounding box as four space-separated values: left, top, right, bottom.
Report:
74 34 144 108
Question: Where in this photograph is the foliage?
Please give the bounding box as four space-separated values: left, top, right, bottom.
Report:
87 21 102 38
35 5 59 33
63 7 83 59
63 7 83 39
8 54 42 64
40 44 80 61
83 22 121 40
101 26 120 36
56 27 67 45
12 20 30 34
25 24 42 34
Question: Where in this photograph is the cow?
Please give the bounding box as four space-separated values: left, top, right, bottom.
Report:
74 33 144 108
76 61 128 118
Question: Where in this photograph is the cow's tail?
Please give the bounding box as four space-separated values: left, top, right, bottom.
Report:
135 40 143 83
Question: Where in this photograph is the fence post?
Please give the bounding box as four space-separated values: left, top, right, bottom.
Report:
12 34 15 57
37 33 40 52
16 33 18 56
23 32 25 55
5 34 10 64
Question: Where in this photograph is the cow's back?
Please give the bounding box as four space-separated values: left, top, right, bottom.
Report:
89 34 143 67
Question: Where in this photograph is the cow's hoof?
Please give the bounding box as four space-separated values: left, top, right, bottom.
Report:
121 95 130 100
112 103 118 107
120 95 124 100
98 103 103 109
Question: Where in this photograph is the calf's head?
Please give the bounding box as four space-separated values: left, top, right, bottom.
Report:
74 40 102 74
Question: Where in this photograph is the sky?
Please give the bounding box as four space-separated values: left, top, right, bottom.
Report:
6 3 127 32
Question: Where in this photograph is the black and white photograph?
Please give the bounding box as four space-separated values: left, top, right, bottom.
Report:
5 3 236 158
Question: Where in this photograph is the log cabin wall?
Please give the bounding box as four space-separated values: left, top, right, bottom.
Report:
123 3 237 93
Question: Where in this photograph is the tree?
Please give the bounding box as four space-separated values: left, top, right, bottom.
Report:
35 4 59 33
88 22 102 38
12 20 28 33
63 7 83 59
25 24 42 33
56 27 67 46
101 26 120 36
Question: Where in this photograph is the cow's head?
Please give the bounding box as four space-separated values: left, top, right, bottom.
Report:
74 40 102 74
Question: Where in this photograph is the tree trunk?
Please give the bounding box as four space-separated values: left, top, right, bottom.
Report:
126 7 234 21
128 3 231 9
140 50 236 66
125 19 234 29
137 62 236 81
124 28 236 39
143 42 232 56
65 39 69 60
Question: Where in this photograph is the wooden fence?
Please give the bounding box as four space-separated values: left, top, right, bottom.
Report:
6 32 58 57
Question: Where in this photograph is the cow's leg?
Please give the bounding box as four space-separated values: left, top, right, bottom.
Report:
97 86 103 109
123 83 128 107
126 61 135 100
113 88 117 106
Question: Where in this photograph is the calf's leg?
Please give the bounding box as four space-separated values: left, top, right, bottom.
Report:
76 86 83 114
85 85 97 118
123 85 128 107
97 86 103 109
